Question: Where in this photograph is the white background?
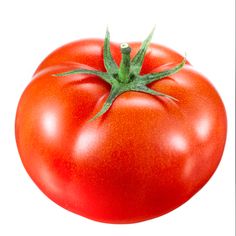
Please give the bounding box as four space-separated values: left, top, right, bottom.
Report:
0 0 235 235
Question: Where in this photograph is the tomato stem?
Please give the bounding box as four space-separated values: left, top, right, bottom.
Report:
118 43 131 83
54 28 186 121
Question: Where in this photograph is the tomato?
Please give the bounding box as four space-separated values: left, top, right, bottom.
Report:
15 30 227 223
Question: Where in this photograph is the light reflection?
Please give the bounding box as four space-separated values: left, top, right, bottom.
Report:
42 112 57 138
170 133 188 153
74 128 98 156
195 117 210 140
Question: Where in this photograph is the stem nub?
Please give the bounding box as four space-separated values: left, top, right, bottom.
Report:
118 43 131 83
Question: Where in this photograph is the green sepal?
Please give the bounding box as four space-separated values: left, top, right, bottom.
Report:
103 28 119 75
138 58 186 84
130 27 155 75
129 84 178 101
54 68 112 85
89 82 123 122
89 80 178 121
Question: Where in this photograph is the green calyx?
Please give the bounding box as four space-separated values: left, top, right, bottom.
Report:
55 29 186 121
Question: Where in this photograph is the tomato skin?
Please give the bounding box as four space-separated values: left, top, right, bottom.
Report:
16 39 227 223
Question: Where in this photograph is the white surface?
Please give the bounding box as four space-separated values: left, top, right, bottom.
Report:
0 0 235 235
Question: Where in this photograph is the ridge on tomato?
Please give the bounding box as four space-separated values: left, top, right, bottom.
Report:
15 29 227 224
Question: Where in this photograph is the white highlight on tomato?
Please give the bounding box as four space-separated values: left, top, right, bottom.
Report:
74 127 99 156
42 112 58 138
170 133 188 153
195 116 211 140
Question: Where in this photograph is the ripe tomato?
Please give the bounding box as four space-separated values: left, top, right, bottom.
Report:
15 30 227 223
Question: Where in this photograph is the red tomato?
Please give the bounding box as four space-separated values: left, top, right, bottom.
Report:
15 32 227 223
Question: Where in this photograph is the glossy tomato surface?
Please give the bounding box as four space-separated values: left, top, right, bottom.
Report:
15 39 227 223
